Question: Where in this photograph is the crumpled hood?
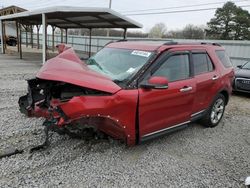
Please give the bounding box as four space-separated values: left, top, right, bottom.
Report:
235 68 250 78
36 48 121 94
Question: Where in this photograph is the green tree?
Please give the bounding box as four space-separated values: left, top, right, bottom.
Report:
206 1 250 40
233 8 250 39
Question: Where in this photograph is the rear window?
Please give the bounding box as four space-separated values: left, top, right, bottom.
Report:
193 53 214 75
215 50 233 68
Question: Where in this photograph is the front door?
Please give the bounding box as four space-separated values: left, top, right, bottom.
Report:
138 51 195 141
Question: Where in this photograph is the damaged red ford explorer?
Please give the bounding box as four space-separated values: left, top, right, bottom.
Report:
18 41 234 149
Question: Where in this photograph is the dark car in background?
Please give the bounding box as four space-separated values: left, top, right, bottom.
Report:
233 62 250 93
0 35 17 46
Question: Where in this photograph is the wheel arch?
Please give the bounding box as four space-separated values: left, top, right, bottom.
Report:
219 90 229 105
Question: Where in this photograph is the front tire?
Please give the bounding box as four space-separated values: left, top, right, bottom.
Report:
201 94 226 127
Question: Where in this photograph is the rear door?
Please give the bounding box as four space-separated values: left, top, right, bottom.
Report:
138 50 196 141
191 50 219 115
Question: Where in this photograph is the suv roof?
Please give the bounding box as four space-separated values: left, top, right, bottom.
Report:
106 41 224 52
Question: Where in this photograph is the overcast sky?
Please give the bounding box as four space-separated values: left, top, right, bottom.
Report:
1 0 250 32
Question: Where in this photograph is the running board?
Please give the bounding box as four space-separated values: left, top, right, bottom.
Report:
140 121 189 143
190 109 206 122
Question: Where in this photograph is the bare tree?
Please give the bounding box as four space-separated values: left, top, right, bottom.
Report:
167 24 205 39
149 23 167 38
182 24 205 39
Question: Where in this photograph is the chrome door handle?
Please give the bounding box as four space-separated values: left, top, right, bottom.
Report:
180 86 192 92
212 75 219 80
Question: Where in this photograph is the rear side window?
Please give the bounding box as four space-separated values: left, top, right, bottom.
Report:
153 54 190 82
193 53 214 75
215 50 233 68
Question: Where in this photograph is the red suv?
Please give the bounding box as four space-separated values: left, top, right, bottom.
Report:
19 41 234 146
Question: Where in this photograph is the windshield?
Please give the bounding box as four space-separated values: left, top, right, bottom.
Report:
242 62 250 69
86 47 154 85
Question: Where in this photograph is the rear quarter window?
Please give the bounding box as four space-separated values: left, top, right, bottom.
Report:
193 53 214 75
215 50 233 68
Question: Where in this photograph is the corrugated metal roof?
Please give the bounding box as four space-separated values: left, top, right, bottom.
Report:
0 6 142 29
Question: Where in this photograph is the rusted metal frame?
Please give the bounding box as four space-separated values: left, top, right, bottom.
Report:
0 6 26 16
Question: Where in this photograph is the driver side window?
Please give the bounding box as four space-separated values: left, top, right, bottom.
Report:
153 54 190 82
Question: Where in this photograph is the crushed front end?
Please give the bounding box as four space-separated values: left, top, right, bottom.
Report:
18 78 138 146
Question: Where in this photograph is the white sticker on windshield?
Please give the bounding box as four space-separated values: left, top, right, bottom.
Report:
131 50 151 57
127 67 135 73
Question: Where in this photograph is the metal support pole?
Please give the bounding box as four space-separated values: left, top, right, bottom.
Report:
60 28 63 43
18 23 22 59
16 21 19 52
107 0 112 37
25 26 28 47
65 28 68 44
3 22 6 53
123 28 127 39
0 19 4 54
30 25 33 48
42 13 47 64
89 28 92 58
109 0 112 8
52 26 56 52
36 25 40 49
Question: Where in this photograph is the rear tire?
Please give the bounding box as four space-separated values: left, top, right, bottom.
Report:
201 94 226 127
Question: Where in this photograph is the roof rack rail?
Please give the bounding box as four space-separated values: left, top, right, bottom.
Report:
104 39 127 47
163 41 178 45
116 39 128 42
200 42 221 46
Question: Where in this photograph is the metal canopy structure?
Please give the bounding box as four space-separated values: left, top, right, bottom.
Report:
0 5 27 16
0 6 142 64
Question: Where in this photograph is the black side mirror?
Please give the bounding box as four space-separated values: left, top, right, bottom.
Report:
237 65 242 69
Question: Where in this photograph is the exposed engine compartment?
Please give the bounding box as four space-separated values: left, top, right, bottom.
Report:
19 77 138 148
18 78 116 151
19 78 111 113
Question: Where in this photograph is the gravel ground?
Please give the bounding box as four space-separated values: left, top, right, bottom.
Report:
0 53 249 188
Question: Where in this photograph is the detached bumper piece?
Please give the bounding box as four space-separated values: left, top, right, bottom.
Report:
29 119 56 152
18 95 30 116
